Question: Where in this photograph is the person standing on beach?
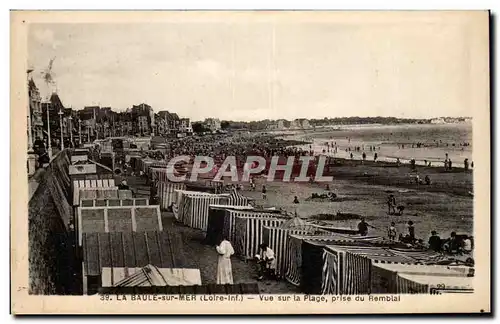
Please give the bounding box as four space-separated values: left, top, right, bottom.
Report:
262 185 267 199
374 153 378 162
216 236 235 284
464 158 469 171
407 221 416 241
350 152 353 160
387 195 396 215
362 152 366 162
388 222 397 241
293 196 299 204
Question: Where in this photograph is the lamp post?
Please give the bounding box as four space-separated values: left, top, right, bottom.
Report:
78 119 82 146
68 115 73 148
58 109 64 150
46 102 52 158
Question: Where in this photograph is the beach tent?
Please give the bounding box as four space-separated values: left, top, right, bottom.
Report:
81 230 187 295
386 248 446 264
174 189 252 229
157 179 186 210
370 263 473 294
181 194 230 230
77 205 162 246
233 213 288 260
396 273 474 294
118 190 133 199
280 215 307 229
76 187 119 205
103 264 202 288
173 190 216 222
204 205 257 246
80 198 148 207
321 245 438 295
72 178 116 205
173 190 229 224
262 225 330 278
181 188 252 231
285 234 386 287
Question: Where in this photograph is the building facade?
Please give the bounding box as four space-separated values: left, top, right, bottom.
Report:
179 118 193 134
204 118 221 132
28 79 44 143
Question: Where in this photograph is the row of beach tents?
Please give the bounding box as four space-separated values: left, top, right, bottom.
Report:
143 158 474 296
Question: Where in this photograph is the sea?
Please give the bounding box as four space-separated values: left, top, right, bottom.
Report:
284 123 473 168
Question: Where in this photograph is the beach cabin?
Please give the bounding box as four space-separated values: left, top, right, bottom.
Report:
233 212 289 260
320 245 448 295
77 205 162 246
205 205 258 246
79 198 149 208
285 234 389 287
370 262 474 294
396 273 473 294
81 231 191 295
262 223 330 278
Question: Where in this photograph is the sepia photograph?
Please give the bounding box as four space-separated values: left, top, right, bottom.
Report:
11 10 490 314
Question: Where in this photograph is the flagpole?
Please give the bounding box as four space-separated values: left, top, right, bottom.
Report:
94 106 98 140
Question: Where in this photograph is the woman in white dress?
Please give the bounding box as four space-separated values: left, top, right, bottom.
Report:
216 237 235 284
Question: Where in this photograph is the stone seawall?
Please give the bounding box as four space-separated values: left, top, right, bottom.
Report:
28 150 78 295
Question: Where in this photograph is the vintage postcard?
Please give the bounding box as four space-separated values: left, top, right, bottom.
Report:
11 10 490 314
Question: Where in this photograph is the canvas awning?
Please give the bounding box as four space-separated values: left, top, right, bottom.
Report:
101 264 202 287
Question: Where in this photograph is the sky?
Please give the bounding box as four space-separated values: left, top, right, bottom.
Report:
27 17 481 121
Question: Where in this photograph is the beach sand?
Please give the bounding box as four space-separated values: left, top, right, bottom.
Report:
126 150 473 294
236 159 473 240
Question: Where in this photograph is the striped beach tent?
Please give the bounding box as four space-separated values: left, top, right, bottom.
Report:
151 168 187 210
388 248 447 264
205 205 257 246
159 181 186 210
227 188 252 206
285 234 386 287
233 213 288 260
262 225 330 278
172 190 204 222
181 194 229 230
173 190 223 223
183 188 253 231
321 245 430 295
